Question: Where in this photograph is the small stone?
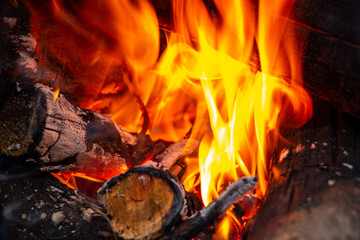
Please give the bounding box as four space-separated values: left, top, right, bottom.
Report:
52 211 65 225
335 171 342 176
310 143 316 149
322 142 328 147
343 151 349 156
40 213 47 219
21 214 27 220
328 179 336 187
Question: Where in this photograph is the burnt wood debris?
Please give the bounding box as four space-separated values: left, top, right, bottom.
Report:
1 0 360 239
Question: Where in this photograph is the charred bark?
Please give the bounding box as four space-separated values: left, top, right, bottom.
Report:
245 98 360 239
0 83 168 180
0 82 199 180
0 171 114 240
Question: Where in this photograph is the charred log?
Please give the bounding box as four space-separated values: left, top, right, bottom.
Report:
0 83 168 179
0 171 114 240
245 98 360 239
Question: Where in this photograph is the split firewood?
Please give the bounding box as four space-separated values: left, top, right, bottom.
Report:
0 83 197 180
97 166 257 239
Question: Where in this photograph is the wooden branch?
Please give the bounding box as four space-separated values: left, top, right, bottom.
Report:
161 176 258 240
245 98 360 239
142 139 200 171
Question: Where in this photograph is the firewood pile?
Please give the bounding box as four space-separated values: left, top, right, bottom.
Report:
1 0 360 240
0 81 259 239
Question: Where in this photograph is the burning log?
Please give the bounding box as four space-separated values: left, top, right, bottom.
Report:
0 82 154 179
245 98 360 239
0 83 200 180
98 167 257 240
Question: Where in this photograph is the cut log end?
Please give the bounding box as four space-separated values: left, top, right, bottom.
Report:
0 85 44 157
97 167 186 240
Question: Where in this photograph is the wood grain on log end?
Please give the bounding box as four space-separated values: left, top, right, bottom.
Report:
98 167 186 240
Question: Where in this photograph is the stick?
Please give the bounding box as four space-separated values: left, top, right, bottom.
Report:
161 176 257 240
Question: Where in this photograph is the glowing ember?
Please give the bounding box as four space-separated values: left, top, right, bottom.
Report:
25 0 312 237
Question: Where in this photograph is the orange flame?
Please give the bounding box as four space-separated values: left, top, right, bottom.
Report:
156 0 312 235
26 0 312 237
53 88 60 101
